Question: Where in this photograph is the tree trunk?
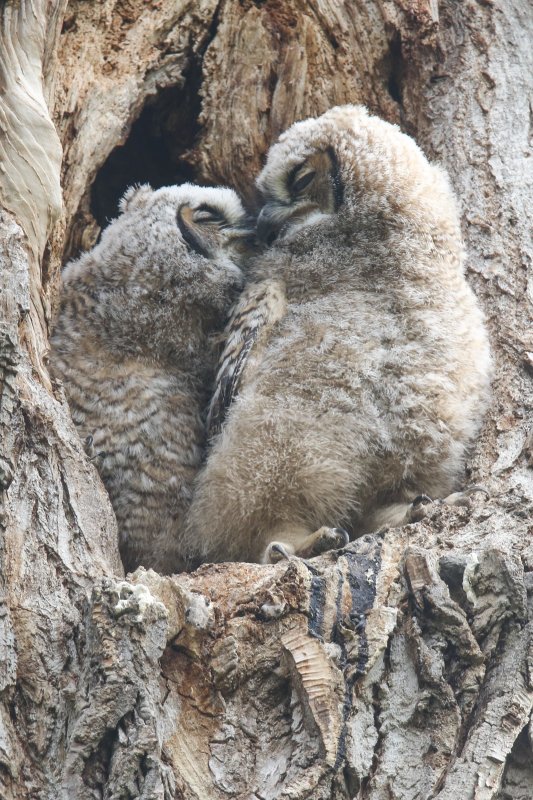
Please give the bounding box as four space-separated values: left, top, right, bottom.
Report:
1 1 532 798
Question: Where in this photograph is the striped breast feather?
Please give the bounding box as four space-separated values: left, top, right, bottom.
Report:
207 279 287 439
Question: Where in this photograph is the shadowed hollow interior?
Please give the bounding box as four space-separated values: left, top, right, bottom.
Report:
90 83 201 229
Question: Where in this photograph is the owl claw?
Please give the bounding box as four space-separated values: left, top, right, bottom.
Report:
333 527 350 546
265 542 293 563
405 495 433 523
405 485 489 525
295 526 350 558
264 526 349 565
83 433 107 461
442 484 490 507
412 494 433 506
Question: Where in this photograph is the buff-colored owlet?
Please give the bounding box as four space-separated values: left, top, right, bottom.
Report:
184 105 491 566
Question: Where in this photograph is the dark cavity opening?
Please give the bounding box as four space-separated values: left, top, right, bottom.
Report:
91 82 201 228
386 34 403 105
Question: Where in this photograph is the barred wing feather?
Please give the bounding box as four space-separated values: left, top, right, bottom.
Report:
207 280 287 438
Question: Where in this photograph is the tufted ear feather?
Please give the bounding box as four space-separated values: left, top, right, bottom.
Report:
119 183 153 214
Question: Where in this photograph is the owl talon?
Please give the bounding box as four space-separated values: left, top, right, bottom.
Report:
333 527 350 548
442 484 490 507
264 526 349 564
83 434 106 461
412 494 433 507
293 526 350 558
265 542 293 564
405 495 433 524
404 484 489 527
466 484 490 498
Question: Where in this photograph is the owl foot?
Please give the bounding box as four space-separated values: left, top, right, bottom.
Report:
84 434 107 462
441 484 490 506
405 495 433 523
265 542 293 563
404 485 489 524
297 526 350 558
264 527 350 564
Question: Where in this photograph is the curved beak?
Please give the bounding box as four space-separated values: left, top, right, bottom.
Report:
256 203 287 245
228 218 256 244
256 201 318 245
226 221 258 259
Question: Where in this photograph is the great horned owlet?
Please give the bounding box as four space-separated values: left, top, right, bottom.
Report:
185 105 492 565
51 183 250 573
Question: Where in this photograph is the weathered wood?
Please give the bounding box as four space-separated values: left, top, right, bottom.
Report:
0 0 532 797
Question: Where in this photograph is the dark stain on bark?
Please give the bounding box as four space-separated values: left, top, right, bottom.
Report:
335 540 382 769
386 34 404 105
307 572 327 639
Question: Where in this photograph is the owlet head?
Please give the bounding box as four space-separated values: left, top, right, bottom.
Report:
256 105 451 246
118 182 253 270
63 183 255 319
172 184 254 268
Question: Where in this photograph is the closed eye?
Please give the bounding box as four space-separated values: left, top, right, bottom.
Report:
193 204 227 224
291 170 316 194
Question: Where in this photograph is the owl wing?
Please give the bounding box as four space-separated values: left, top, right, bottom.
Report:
207 279 287 439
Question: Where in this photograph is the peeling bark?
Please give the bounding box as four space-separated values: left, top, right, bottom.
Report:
0 1 532 798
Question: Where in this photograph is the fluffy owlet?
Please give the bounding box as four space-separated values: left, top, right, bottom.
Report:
185 105 492 565
51 183 250 573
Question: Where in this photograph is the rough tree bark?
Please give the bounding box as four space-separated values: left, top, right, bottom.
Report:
0 1 532 798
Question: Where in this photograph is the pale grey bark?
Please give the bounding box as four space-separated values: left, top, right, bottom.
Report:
0 1 532 798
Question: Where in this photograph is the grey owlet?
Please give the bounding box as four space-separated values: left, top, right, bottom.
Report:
184 105 491 565
51 183 251 573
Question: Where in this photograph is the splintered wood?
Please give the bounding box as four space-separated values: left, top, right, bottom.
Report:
122 506 532 799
